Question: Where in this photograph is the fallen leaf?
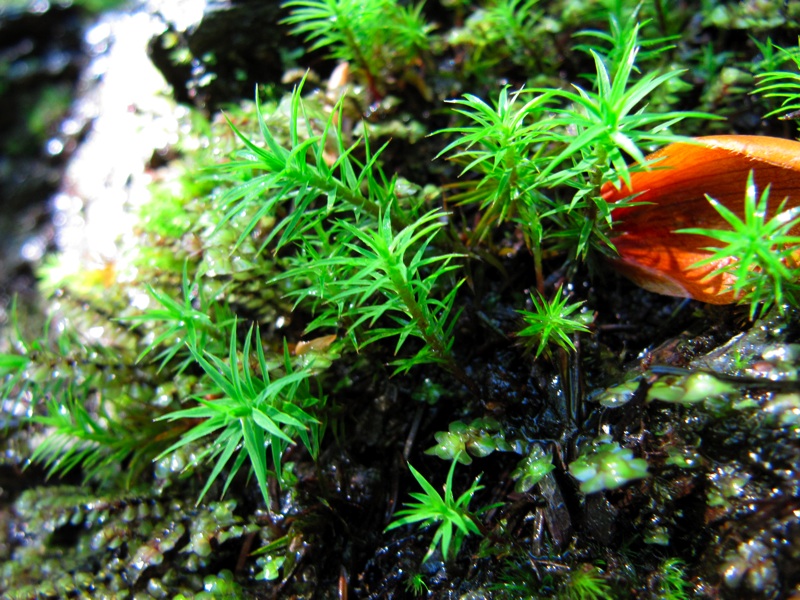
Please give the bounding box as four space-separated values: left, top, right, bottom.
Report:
602 135 800 303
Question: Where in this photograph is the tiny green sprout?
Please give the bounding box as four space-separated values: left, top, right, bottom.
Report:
510 445 555 493
517 286 592 359
412 377 447 405
174 566 248 599
655 558 691 600
763 393 800 434
257 554 286 581
425 418 512 465
593 378 640 408
568 440 648 494
201 570 242 597
678 170 800 319
386 459 486 563
252 535 290 581
665 445 703 469
403 572 429 597
644 524 670 546
707 466 750 508
647 371 737 404
563 563 615 600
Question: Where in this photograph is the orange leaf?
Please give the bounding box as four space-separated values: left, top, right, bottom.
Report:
601 135 800 303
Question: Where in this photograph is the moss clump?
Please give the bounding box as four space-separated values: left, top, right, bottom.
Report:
2 0 800 597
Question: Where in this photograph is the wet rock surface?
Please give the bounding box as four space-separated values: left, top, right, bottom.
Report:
148 0 311 110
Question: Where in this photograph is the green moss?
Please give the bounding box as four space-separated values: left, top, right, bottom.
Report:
3 487 259 597
569 439 649 494
3 0 800 595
